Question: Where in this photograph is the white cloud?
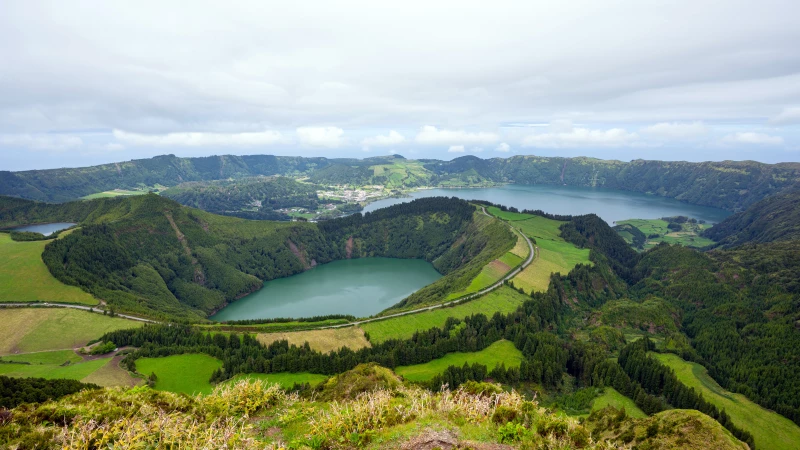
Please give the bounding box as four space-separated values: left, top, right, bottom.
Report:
522 126 639 148
113 129 284 147
296 126 345 148
0 133 83 151
641 121 709 139
770 107 800 126
495 142 510 152
447 145 465 153
361 130 405 150
416 126 499 145
722 132 784 145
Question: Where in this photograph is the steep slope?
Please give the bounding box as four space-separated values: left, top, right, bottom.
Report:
702 189 800 247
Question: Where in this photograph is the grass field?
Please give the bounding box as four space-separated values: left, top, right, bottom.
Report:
486 207 535 222
136 354 223 395
591 387 647 418
395 340 523 382
0 308 143 354
256 327 371 353
228 372 329 389
617 219 715 249
510 217 591 293
361 286 529 343
653 352 800 450
0 356 111 380
509 228 530 258
81 189 148 200
82 355 142 387
0 234 98 305
0 349 81 365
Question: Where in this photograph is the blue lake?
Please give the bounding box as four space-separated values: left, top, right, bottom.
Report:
11 222 76 236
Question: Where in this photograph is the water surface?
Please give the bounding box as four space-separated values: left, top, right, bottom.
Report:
364 185 730 224
11 222 76 236
211 257 441 321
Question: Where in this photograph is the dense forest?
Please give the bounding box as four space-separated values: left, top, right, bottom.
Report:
0 194 512 321
0 376 98 409
1 153 798 210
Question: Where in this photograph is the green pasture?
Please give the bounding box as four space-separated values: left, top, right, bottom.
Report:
136 353 223 395
395 340 523 382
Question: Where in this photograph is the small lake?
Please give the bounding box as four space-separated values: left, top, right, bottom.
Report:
211 257 441 321
364 185 730 224
10 222 76 236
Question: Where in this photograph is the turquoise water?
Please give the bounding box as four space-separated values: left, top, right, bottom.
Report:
211 257 441 321
10 222 76 236
364 185 730 224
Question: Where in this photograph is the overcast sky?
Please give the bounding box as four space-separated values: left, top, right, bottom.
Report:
1 0 799 170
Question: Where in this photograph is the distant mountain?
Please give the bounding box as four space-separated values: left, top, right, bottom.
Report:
702 189 800 247
1 153 798 211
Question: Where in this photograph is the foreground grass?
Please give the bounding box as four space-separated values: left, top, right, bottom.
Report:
229 372 329 389
653 352 800 450
256 327 371 353
136 353 222 395
0 308 142 354
361 286 529 343
396 340 523 382
0 233 98 305
591 387 646 418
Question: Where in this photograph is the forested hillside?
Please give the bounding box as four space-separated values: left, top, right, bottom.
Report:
2 152 798 210
161 177 322 220
0 195 511 321
702 189 800 247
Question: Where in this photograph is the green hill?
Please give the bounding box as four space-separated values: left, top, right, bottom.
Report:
703 189 800 247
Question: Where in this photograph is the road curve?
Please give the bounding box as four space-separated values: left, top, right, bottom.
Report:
0 302 158 323
327 206 536 329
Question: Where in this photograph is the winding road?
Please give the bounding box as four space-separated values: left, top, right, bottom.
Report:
327 207 536 328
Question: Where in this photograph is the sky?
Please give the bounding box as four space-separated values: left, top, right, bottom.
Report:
1 0 799 171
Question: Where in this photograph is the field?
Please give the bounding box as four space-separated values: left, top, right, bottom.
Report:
0 233 98 305
617 219 715 249
509 216 591 293
203 318 351 333
256 327 371 353
653 352 800 450
82 354 142 387
0 355 112 381
395 340 523 382
591 387 647 418
0 308 143 354
136 353 223 395
81 189 149 200
228 372 329 389
509 228 530 258
361 286 529 343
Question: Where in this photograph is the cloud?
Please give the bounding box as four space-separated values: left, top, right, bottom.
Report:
296 127 345 148
0 133 83 151
113 129 284 147
361 130 405 150
522 124 639 148
416 126 499 145
722 132 784 145
641 121 709 139
495 142 510 152
770 107 800 126
447 145 465 153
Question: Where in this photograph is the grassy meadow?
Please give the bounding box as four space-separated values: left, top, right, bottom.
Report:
361 286 529 343
0 355 112 381
653 352 800 450
256 327 371 353
228 372 329 389
507 215 591 294
617 218 715 249
80 189 149 200
591 387 647 418
0 308 142 354
395 339 523 382
0 233 98 305
136 353 223 395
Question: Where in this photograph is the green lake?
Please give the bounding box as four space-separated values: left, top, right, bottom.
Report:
211 257 441 321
